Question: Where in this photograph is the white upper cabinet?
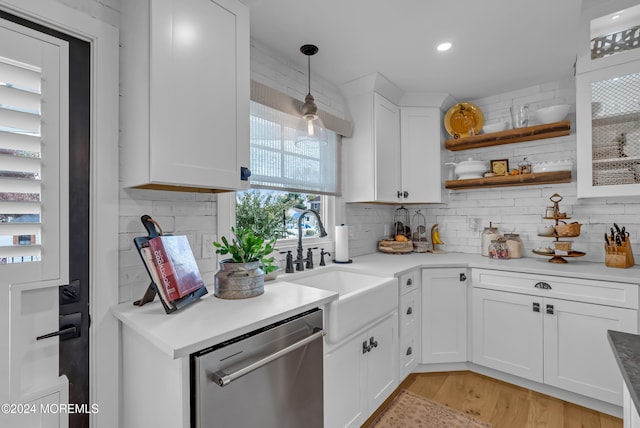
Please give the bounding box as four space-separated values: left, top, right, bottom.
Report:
401 107 442 203
344 91 401 203
576 0 640 198
341 73 443 204
121 0 250 192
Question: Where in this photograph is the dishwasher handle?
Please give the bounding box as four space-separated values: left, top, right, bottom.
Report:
211 328 326 387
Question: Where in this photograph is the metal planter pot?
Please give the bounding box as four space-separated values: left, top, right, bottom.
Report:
214 259 265 299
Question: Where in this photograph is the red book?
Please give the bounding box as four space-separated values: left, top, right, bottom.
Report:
148 235 204 301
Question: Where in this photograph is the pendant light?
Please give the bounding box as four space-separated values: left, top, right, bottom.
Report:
295 44 328 145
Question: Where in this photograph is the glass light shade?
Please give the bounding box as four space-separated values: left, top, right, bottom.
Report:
295 115 327 145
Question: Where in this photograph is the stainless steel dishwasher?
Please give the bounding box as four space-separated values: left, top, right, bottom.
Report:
191 308 324 428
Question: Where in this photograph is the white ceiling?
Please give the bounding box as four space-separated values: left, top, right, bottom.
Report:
241 0 584 100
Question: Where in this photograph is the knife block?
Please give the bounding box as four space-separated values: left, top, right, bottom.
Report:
605 238 635 268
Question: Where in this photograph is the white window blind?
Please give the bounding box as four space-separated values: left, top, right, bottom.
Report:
0 56 42 263
250 101 340 195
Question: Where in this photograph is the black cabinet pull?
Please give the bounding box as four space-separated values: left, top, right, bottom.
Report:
546 304 554 315
406 346 413 356
406 306 413 315
406 278 412 286
534 281 552 290
460 273 467 282
397 190 409 198
369 337 378 349
533 302 540 312
362 340 371 354
240 166 251 181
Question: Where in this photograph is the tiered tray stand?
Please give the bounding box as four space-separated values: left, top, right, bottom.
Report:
533 193 586 263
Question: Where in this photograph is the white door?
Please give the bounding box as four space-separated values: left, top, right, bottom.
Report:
366 313 398 413
374 93 401 202
0 17 69 428
323 336 367 428
400 107 442 203
422 268 467 363
472 288 543 382
543 298 637 405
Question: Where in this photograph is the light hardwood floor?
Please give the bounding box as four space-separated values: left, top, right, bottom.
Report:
363 371 622 428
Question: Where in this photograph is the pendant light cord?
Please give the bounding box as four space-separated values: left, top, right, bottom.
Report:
307 55 311 95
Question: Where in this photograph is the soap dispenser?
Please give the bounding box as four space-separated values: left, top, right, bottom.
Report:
282 251 294 273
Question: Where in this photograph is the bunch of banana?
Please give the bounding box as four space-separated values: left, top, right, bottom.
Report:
431 224 444 245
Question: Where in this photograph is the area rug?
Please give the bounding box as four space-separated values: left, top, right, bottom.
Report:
370 389 492 428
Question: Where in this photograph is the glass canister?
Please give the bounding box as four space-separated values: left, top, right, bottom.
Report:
518 157 531 174
488 237 510 259
481 222 500 257
504 233 523 258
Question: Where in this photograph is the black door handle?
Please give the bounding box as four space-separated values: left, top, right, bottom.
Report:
37 312 82 341
533 302 540 312
37 326 77 341
546 304 554 315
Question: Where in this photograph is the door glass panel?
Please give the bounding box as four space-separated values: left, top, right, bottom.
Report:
0 56 42 263
591 71 640 186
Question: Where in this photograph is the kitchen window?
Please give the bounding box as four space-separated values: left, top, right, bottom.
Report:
235 101 340 243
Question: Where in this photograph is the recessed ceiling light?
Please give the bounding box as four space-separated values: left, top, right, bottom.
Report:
437 42 452 52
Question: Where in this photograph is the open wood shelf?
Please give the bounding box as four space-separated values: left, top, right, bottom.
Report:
445 170 571 190
444 121 571 151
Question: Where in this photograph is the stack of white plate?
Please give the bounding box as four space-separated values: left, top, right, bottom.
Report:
531 159 572 173
593 168 635 185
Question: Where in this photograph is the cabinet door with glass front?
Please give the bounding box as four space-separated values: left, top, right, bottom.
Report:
577 60 640 197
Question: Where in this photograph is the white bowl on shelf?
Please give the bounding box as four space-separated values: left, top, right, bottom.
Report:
445 158 488 180
534 104 570 124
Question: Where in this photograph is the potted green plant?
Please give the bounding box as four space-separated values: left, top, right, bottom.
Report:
213 227 276 299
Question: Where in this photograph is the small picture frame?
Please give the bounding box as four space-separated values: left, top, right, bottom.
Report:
491 159 509 176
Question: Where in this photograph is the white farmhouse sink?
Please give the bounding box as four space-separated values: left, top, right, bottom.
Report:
291 268 398 344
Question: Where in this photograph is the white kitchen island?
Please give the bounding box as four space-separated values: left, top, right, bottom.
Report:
111 281 337 428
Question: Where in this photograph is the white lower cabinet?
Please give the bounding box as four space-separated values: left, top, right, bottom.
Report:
472 288 544 381
324 312 398 428
398 270 421 379
472 269 638 406
421 268 467 364
624 383 640 428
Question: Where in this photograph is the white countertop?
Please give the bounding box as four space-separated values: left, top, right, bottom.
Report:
111 281 337 359
113 251 640 360
334 252 640 284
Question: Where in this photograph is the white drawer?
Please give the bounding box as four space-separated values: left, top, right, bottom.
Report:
399 333 419 379
399 270 420 295
472 268 639 309
399 289 420 332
